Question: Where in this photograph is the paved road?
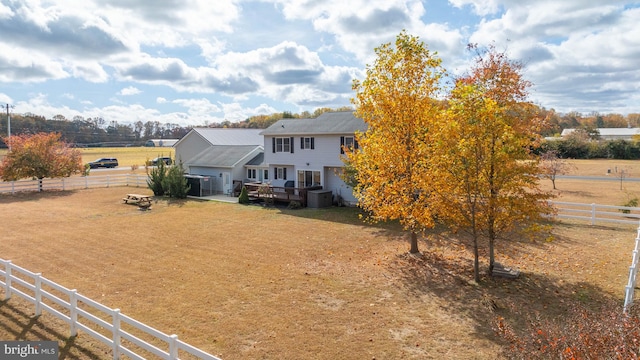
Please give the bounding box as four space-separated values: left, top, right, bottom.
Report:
556 175 640 182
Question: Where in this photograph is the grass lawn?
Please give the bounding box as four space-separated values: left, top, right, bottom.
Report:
0 159 639 359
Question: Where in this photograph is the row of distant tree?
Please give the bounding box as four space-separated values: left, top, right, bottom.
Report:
0 107 354 148
0 105 638 147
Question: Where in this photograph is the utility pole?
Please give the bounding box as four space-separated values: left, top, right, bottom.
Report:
2 103 13 150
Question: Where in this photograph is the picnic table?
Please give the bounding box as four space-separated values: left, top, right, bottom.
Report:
122 194 153 206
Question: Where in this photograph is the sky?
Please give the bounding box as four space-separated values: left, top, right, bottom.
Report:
0 0 639 128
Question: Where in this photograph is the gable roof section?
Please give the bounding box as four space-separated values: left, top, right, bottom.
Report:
245 152 264 166
188 145 263 168
260 111 367 136
176 128 263 147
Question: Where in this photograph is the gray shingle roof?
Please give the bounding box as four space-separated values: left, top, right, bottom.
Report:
260 111 367 136
188 128 263 146
188 145 262 167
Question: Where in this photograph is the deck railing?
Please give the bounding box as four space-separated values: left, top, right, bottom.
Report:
244 182 321 206
0 259 222 360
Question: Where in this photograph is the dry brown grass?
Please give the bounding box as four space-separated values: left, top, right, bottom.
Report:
0 160 639 359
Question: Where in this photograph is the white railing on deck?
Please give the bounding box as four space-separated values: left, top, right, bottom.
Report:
0 259 222 360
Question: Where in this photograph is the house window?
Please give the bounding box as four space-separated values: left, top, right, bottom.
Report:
247 169 257 180
263 169 269 180
340 136 358 154
273 137 293 153
275 167 287 180
301 137 315 150
297 170 321 188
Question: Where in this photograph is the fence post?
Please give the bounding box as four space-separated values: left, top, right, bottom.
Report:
112 309 121 360
35 273 42 316
591 203 596 225
85 176 89 189
169 334 179 359
4 260 12 300
70 289 78 337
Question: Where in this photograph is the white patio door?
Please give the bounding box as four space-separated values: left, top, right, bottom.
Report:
223 172 231 195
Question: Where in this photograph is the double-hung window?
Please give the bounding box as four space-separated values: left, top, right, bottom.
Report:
275 167 287 180
300 137 315 150
340 136 358 154
273 137 293 153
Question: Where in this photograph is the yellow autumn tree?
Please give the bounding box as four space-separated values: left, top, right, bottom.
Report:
348 31 445 254
429 46 555 281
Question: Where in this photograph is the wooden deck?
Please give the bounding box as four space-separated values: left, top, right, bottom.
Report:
244 182 321 206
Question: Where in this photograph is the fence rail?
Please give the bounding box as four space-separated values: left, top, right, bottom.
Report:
625 225 640 311
0 259 222 360
0 174 149 194
550 201 640 225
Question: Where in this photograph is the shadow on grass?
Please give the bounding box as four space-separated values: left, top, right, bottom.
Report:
0 189 77 204
386 240 623 355
0 299 106 359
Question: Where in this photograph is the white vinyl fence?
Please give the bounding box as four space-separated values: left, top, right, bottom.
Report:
0 259 222 360
624 225 640 312
0 174 149 194
550 201 640 226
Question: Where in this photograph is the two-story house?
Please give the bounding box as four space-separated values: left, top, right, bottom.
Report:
260 111 366 205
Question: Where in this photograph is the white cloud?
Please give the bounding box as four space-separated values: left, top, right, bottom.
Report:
118 86 142 96
448 0 501 16
1 0 639 127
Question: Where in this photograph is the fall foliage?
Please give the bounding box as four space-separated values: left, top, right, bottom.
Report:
0 132 84 191
348 30 445 254
428 46 555 281
496 301 640 359
348 33 554 280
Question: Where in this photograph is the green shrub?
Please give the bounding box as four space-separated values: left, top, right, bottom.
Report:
620 197 639 214
238 186 250 204
288 200 302 209
162 161 190 198
147 160 166 196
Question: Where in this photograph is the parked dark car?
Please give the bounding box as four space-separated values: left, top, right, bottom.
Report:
146 157 172 166
87 158 118 169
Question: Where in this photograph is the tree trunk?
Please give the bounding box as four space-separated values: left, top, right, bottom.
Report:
409 231 419 254
488 226 496 274
489 237 495 274
473 236 480 283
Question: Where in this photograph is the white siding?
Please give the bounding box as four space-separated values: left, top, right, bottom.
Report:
175 134 209 165
324 167 357 205
190 166 227 193
264 134 358 202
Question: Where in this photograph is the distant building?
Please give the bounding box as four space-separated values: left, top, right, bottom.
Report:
145 139 179 147
561 128 640 141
